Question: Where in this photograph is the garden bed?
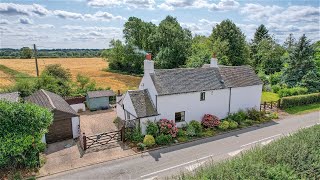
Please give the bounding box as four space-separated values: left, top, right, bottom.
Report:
125 109 279 152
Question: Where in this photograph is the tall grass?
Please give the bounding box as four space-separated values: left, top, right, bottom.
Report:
176 125 320 180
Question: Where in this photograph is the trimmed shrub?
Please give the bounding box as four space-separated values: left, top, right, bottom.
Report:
201 114 220 128
146 121 159 137
158 119 178 137
281 93 320 108
143 135 155 147
189 120 203 136
155 134 172 145
228 120 238 129
247 108 264 122
186 125 196 137
177 129 186 137
227 110 247 124
201 129 215 137
126 127 144 143
278 87 308 98
218 121 230 131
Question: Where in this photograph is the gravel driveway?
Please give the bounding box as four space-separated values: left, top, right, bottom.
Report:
80 109 118 135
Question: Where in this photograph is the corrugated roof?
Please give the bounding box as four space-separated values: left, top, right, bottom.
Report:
150 66 262 96
25 89 78 116
87 90 115 98
128 89 158 118
0 92 19 102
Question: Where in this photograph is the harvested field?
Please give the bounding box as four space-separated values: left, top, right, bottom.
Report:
0 70 13 88
0 58 141 92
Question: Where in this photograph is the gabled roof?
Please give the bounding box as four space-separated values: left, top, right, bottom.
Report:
0 92 19 102
87 90 115 98
128 89 158 118
150 66 262 96
25 89 78 116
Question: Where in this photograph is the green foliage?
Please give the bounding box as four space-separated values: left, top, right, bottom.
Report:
228 120 238 129
261 92 280 102
186 35 212 68
186 125 196 137
146 121 159 138
299 70 320 93
271 84 281 93
126 127 144 143
210 19 249 66
20 47 32 59
247 108 265 122
278 87 308 98
283 34 316 87
280 93 320 108
252 24 271 45
189 120 202 136
143 135 155 147
137 143 146 151
177 136 188 142
155 134 172 145
227 110 247 124
284 102 320 114
218 121 230 131
313 41 320 71
42 64 71 81
177 125 320 180
102 39 145 74
177 129 186 137
269 71 283 86
13 79 37 97
0 101 53 168
201 129 215 137
72 74 97 96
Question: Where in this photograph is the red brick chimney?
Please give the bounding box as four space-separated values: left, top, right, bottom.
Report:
146 53 152 60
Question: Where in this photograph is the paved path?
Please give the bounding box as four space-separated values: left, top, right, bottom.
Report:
41 111 320 180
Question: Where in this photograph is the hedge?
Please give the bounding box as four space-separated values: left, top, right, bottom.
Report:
281 93 320 108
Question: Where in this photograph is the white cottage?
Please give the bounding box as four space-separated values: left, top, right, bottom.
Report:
117 54 263 134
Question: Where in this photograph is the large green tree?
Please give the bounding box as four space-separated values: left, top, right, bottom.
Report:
210 19 249 66
283 34 315 87
186 35 212 68
151 16 192 69
0 101 53 168
252 24 271 45
20 47 32 59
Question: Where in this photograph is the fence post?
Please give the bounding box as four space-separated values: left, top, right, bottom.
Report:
263 102 266 111
121 125 125 142
277 99 281 109
270 101 273 109
83 132 87 151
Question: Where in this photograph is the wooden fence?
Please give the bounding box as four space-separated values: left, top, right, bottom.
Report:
260 99 281 111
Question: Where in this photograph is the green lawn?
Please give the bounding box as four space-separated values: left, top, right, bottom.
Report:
176 125 320 180
261 92 279 102
285 103 320 114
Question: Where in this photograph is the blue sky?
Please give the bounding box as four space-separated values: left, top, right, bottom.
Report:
0 0 319 49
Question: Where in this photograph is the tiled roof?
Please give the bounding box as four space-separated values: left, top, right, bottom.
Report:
128 89 158 118
0 92 19 102
25 89 78 116
87 90 115 98
150 66 262 96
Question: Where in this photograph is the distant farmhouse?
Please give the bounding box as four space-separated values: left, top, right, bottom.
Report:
117 54 263 133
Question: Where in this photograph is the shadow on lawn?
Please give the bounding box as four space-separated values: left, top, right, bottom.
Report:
147 120 278 161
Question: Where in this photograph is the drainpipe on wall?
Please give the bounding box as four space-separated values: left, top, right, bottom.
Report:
228 87 232 115
155 95 158 111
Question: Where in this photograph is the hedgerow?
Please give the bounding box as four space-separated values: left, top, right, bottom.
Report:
281 93 320 108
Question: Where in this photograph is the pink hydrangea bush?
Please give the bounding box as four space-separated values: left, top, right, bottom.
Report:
201 114 220 128
158 119 178 137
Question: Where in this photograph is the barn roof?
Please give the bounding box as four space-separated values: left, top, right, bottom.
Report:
25 89 78 116
0 92 20 102
150 66 262 96
128 89 158 118
87 90 115 98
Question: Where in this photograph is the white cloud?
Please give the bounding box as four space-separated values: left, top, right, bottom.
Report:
158 0 239 11
0 3 50 16
87 0 155 9
62 25 121 31
53 10 83 19
268 6 320 23
19 17 33 24
0 19 10 24
240 3 282 20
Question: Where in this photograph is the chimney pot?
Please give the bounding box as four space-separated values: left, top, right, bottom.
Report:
146 53 152 60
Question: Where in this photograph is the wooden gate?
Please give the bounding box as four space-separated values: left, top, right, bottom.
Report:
80 127 125 151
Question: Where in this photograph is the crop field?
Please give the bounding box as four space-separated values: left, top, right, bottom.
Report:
0 58 141 92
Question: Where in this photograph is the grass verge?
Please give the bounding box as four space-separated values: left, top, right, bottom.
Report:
176 125 320 180
261 91 279 102
284 102 320 114
0 64 32 79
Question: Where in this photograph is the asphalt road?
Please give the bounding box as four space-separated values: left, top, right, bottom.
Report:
41 111 320 180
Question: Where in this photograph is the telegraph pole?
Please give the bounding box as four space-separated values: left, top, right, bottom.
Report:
33 44 39 77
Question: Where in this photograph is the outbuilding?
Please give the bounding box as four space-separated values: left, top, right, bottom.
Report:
25 89 80 144
0 92 20 102
86 90 115 111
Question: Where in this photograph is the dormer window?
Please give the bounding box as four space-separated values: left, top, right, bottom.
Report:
200 92 205 101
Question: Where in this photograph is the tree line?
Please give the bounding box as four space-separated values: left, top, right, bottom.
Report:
0 48 102 59
103 16 320 93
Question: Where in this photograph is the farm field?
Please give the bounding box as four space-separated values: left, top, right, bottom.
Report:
0 58 141 92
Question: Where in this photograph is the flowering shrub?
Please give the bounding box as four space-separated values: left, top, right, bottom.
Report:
201 114 220 128
158 119 178 137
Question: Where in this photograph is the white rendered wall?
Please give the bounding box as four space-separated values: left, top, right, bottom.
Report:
122 92 137 119
71 117 80 138
140 116 158 134
230 85 262 113
139 73 158 105
70 103 86 113
116 95 125 120
156 89 230 126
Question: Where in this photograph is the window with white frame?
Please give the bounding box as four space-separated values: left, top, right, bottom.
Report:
200 91 205 101
175 111 185 122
